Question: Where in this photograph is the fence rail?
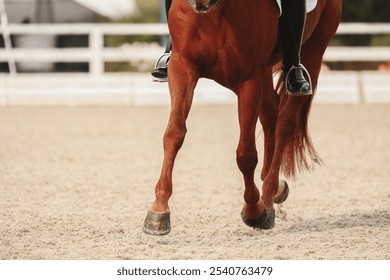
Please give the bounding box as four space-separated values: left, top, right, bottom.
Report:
1 23 390 75
1 23 390 105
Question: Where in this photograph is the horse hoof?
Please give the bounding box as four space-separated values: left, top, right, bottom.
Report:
274 180 289 204
142 211 171 236
241 208 275 230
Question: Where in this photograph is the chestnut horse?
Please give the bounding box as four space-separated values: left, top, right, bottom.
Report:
143 0 342 235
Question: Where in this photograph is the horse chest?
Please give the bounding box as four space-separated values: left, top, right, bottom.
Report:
194 25 258 86
171 6 277 88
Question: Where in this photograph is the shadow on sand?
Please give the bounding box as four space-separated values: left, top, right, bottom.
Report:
283 209 390 233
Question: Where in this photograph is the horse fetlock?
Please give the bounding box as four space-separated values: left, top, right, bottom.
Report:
242 201 264 220
261 186 276 208
241 207 275 230
154 186 172 200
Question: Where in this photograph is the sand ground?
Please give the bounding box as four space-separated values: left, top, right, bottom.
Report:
0 104 389 260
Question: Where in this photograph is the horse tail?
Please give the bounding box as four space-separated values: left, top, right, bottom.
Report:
273 66 322 178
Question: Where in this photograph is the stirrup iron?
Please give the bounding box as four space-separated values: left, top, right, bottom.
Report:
285 64 313 96
151 53 170 83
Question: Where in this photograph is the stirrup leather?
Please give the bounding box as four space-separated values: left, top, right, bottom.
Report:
285 64 313 96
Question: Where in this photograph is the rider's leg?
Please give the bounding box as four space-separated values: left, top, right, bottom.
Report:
280 0 312 95
151 0 172 82
165 0 172 13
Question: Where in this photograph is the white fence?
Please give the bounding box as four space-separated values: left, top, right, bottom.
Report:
0 23 390 105
1 23 390 75
0 23 169 76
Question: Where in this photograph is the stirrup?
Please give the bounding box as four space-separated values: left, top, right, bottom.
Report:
151 53 170 83
285 64 313 96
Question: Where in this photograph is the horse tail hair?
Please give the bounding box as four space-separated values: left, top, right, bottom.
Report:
273 66 322 178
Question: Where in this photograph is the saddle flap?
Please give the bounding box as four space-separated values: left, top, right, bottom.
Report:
276 0 318 16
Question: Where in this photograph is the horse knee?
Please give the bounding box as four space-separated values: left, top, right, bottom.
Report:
236 147 258 174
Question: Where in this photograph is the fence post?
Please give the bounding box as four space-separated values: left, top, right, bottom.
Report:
0 0 17 76
90 28 104 76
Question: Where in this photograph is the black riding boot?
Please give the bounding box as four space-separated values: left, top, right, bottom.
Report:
280 0 312 95
151 0 172 82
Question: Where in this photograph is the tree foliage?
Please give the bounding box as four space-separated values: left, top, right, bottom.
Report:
342 0 390 22
332 0 390 48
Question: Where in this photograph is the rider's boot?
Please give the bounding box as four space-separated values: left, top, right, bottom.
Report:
281 0 312 95
151 0 172 82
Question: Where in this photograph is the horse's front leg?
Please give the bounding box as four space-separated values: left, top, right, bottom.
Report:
236 79 268 228
143 57 198 236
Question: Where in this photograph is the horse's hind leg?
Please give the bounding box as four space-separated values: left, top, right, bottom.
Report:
236 79 269 229
259 3 341 228
143 57 198 235
301 0 342 92
259 76 290 206
259 96 307 229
